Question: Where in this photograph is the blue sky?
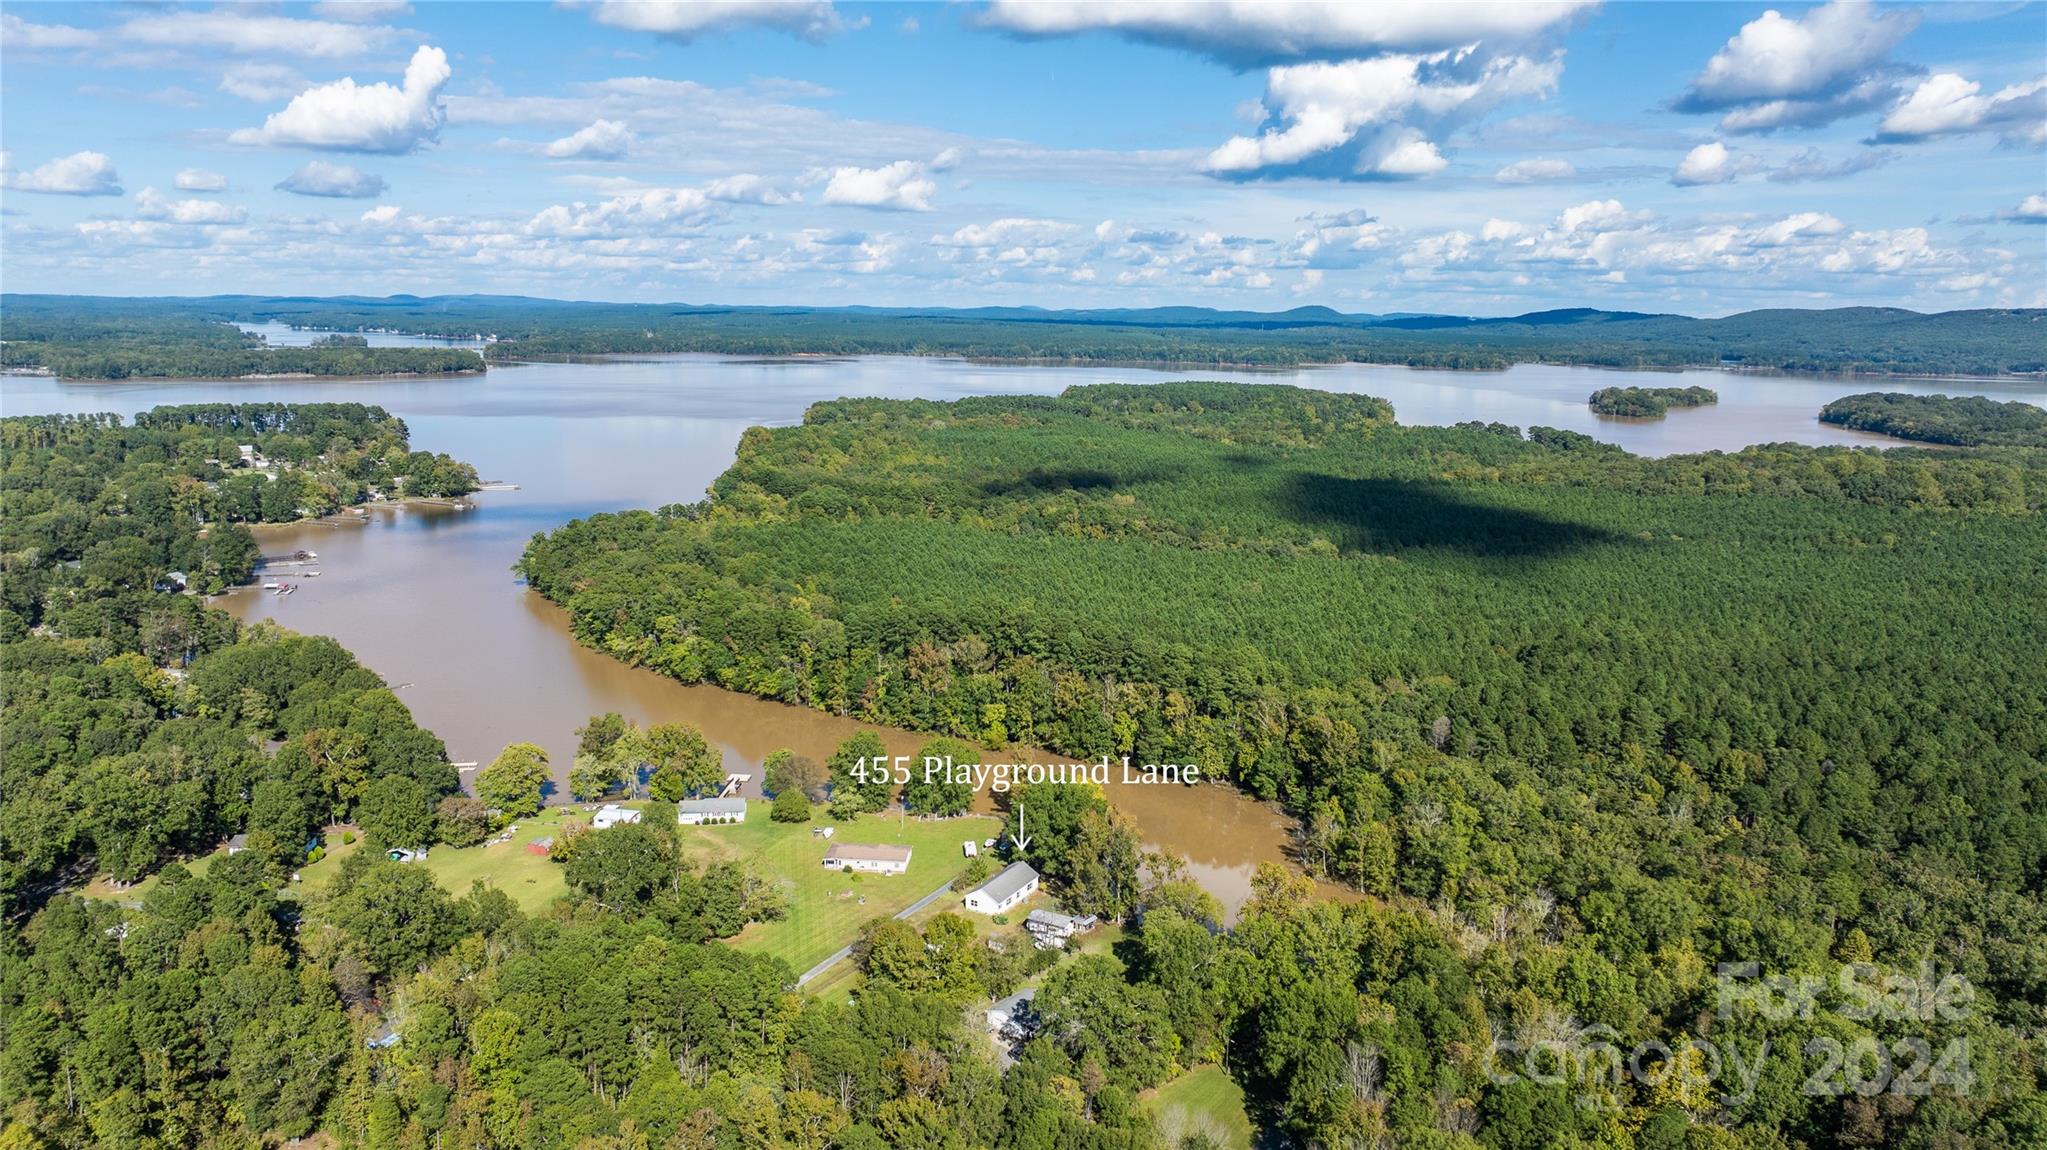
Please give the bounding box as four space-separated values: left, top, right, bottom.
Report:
2 1 2042 314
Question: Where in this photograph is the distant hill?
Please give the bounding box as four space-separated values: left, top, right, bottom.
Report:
4 294 2042 377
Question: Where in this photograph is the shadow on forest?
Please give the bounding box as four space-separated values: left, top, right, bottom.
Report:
1283 473 1620 558
979 463 1179 497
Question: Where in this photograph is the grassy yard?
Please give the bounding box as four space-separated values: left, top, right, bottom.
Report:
674 803 1001 975
1144 1065 1256 1150
415 806 584 913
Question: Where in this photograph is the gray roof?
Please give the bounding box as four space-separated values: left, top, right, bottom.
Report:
990 987 1036 1014
677 798 748 815
1025 909 1075 930
970 860 1039 903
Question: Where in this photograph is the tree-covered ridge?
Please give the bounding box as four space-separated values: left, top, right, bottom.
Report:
0 307 483 379
6 293 2045 375
1821 390 2047 447
0 403 478 610
519 382 2046 1135
1588 385 1719 418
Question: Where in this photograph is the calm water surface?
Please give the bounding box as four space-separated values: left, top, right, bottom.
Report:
8 356 2040 911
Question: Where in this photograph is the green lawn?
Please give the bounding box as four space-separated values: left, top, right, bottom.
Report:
414 806 584 913
1145 1065 1256 1150
674 803 1001 974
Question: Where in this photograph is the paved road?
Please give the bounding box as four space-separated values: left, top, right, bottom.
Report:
795 879 957 986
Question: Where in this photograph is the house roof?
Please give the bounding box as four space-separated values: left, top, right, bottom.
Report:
824 842 914 864
989 987 1036 1015
676 798 748 815
969 860 1039 903
1025 909 1075 930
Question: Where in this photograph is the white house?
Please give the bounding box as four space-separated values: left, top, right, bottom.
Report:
1023 908 1099 950
677 797 748 825
591 804 642 830
986 988 1036 1040
963 861 1039 914
822 842 913 874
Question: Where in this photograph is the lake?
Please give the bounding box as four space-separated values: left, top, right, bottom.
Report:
7 355 2040 911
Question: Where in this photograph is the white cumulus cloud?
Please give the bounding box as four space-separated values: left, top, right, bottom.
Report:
545 120 634 160
1675 0 1919 133
361 203 405 224
2012 194 2047 223
820 160 937 211
231 45 451 154
1205 51 1561 179
1874 72 2047 145
2 151 123 196
1673 142 1739 185
276 160 387 198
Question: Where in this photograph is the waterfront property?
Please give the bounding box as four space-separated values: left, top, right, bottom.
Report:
962 860 1039 914
677 797 749 825
591 804 641 830
822 842 913 874
1023 908 1098 949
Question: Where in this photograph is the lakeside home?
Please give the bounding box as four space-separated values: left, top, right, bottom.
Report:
677 797 748 825
591 804 640 830
1023 908 1098 950
962 860 1039 914
821 842 913 875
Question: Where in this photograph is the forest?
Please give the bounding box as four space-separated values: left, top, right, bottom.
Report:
0 305 484 380
1587 386 1719 418
517 380 2047 1146
1820 391 2047 447
0 403 476 610
6 293 2044 376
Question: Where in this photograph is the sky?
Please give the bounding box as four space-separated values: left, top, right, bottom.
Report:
1 1 2042 315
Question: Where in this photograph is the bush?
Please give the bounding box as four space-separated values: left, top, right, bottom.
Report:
341 831 356 845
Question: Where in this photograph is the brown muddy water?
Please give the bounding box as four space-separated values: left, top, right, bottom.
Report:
8 354 2039 912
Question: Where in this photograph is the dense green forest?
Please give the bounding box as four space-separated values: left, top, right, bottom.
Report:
0 306 483 379
6 293 2044 376
0 403 476 609
519 381 2047 1146
1588 386 1719 418
1820 391 2047 447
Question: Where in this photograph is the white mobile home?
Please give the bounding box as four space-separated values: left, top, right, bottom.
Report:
822 842 913 875
677 797 748 825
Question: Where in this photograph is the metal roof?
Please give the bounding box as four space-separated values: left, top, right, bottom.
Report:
970 860 1039 903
